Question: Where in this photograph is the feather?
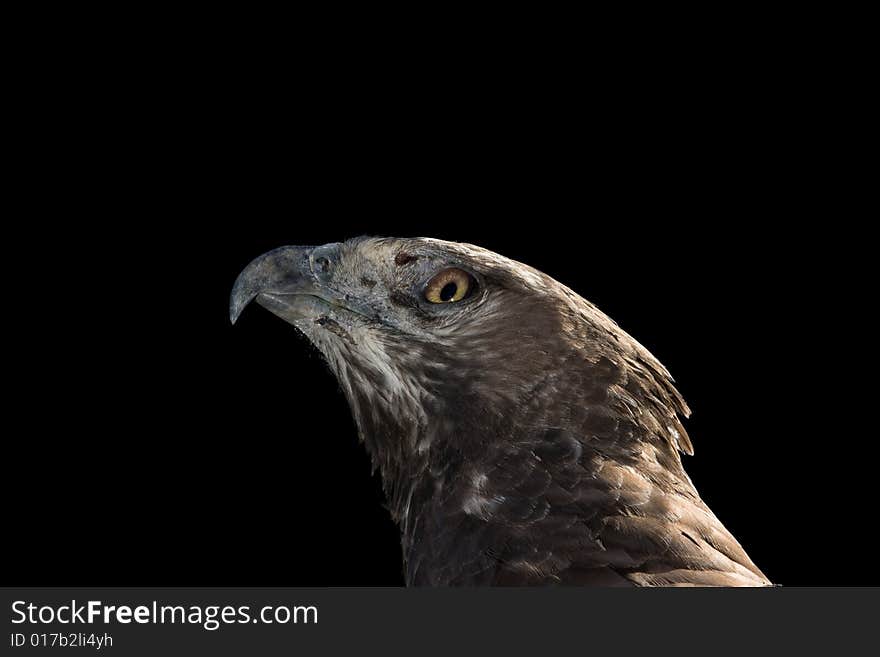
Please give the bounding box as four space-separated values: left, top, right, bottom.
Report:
233 236 771 586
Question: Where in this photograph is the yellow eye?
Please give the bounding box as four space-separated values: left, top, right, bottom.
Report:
424 268 474 304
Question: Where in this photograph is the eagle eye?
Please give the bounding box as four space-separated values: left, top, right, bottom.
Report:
424 268 475 304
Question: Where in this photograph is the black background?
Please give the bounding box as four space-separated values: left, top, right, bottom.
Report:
4 26 871 587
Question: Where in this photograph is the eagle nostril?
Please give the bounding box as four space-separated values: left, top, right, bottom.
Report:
315 256 331 273
310 243 342 277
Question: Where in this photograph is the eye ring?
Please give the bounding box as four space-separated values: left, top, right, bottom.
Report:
424 268 476 304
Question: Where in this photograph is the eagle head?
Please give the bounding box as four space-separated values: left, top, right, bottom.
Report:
230 237 611 462
231 236 769 587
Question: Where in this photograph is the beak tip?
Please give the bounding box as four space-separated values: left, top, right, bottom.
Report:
229 286 248 325
229 296 246 325
230 271 257 325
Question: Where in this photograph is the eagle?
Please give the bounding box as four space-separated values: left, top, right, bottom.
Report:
230 237 770 586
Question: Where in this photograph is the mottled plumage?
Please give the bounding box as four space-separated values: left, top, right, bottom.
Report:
231 237 769 586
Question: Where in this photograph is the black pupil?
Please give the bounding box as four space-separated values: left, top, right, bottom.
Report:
440 282 458 301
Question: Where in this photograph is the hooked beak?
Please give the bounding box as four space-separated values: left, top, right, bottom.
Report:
231 242 377 329
230 245 322 325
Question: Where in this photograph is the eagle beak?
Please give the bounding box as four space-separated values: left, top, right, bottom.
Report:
229 245 321 324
